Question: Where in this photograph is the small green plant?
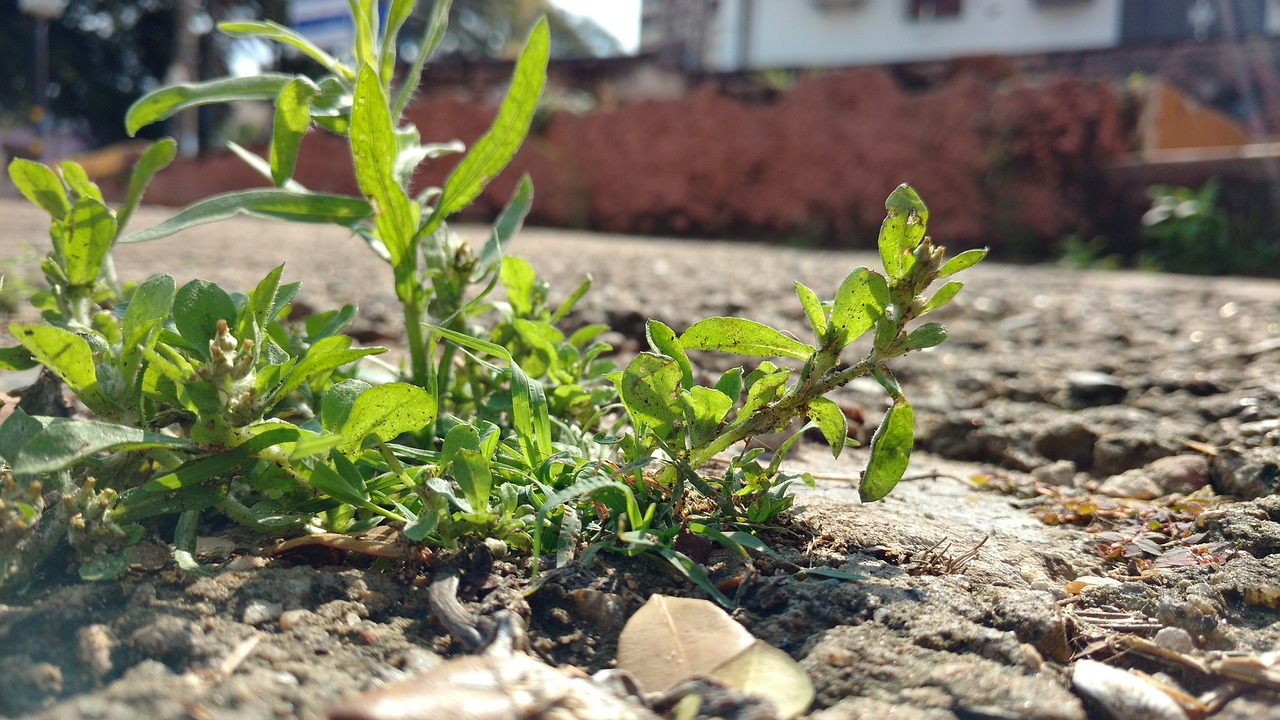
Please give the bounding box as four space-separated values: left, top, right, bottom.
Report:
0 0 985 601
1140 180 1279 275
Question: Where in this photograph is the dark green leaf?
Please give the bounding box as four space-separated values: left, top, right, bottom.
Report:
119 189 372 243
13 419 196 476
860 399 913 502
0 345 36 371
681 386 733 448
424 17 547 234
122 274 176 347
271 79 318 187
680 317 813 361
126 74 296 136
806 396 848 458
0 410 47 465
173 280 237 357
938 248 988 278
8 158 69 218
117 138 177 234
905 322 947 350
79 551 131 582
309 457 371 507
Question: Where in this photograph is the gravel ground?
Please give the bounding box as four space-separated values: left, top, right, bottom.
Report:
3 199 1280 719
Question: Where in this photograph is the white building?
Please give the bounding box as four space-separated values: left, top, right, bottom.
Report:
643 0 1276 71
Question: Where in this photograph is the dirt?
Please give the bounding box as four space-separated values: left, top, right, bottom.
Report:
2 199 1280 719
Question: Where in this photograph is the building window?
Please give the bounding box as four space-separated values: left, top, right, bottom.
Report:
908 0 962 20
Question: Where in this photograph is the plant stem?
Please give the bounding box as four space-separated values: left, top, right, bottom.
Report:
403 297 433 390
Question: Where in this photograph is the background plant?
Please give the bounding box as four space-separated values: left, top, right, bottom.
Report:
0 0 985 602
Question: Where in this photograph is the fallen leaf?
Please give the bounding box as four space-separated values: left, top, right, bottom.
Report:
616 594 754 692
711 640 815 720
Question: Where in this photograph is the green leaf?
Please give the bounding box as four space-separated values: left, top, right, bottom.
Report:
879 184 928 282
309 456 371 507
0 345 36 371
13 419 197 476
714 367 743 403
620 352 684 440
827 268 883 350
938 248 988 278
499 256 537 317
795 281 827 341
451 447 493 514
647 320 694 389
79 551 132 582
424 17 548 234
118 138 178 234
9 324 107 409
126 74 296 136
8 158 70 218
921 281 963 315
681 386 733 448
680 317 813 361
119 189 372 244
905 322 947 350
129 426 298 497
173 280 237 357
271 79 318 187
806 397 848 459
350 64 416 268
379 0 416 91
860 399 913 502
123 275 177 345
61 197 117 286
217 21 353 80
393 0 451 119
321 379 371 434
337 382 436 456
477 173 533 279
240 264 286 341
57 161 103 202
0 410 47 465
272 340 384 408
739 365 789 418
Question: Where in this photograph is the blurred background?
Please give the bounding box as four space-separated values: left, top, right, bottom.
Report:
2 0 1279 275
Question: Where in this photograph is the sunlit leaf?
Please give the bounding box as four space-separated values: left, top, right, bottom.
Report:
938 247 988 278
879 184 928 282
860 398 913 502
119 189 372 244
616 594 755 692
218 22 352 80
126 74 296 136
680 317 813 361
711 640 815 720
337 382 436 456
271 79 318 187
806 396 847 458
8 158 69 218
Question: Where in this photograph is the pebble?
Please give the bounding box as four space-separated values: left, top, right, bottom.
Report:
277 609 321 632
1071 660 1188 720
1153 627 1195 653
130 616 195 659
76 624 114 679
1065 371 1128 406
1032 460 1077 487
242 599 284 626
1097 455 1209 499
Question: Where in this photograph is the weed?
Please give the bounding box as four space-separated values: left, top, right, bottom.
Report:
0 0 985 601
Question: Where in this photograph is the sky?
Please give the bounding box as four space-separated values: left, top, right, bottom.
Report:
549 0 641 53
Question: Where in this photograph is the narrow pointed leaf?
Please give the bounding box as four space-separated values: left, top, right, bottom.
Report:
680 317 813 361
119 189 371 244
393 0 451 118
905 322 947 350
647 319 694 389
351 64 415 266
218 21 352 80
424 17 548 234
795 281 827 340
922 281 963 315
476 173 533 279
126 74 296 136
117 138 177 233
57 162 103 202
938 247 988 278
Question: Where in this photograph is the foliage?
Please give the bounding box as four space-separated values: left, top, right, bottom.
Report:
0 0 985 601
1139 180 1279 276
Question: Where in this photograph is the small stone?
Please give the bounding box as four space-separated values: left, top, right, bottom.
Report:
76 624 114 678
277 609 320 632
1154 627 1195 653
1065 371 1127 407
1097 470 1163 500
222 554 270 571
242 599 284 626
130 615 195 659
569 589 626 632
1032 460 1076 487
196 535 237 560
1144 455 1210 495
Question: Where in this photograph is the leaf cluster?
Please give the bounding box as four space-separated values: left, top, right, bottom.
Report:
0 0 986 601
